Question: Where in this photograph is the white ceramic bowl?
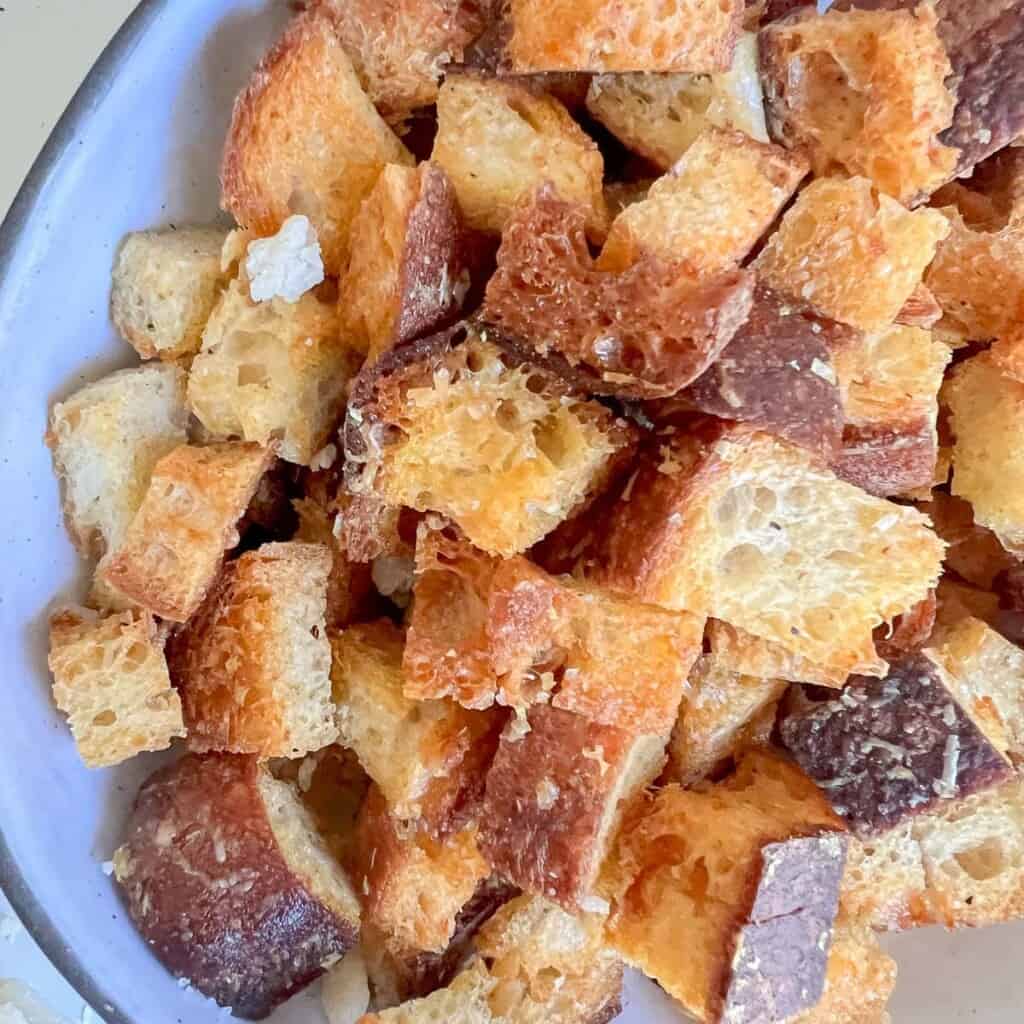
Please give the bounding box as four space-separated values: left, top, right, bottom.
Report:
1 2 1022 1021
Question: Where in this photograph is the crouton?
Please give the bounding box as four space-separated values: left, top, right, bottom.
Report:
480 706 668 910
111 227 230 360
922 492 1017 591
99 442 272 622
761 6 957 205
595 424 944 680
221 9 413 276
756 176 949 331
597 127 807 275
483 187 755 398
431 74 607 238
47 606 184 769
341 162 467 363
114 753 360 1017
188 276 356 466
46 364 188 556
585 32 768 170
167 542 336 757
343 323 636 557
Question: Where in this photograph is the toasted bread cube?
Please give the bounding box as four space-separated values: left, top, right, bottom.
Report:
343 324 636 556
46 364 188 556
100 442 272 622
923 491 1017 591
480 706 667 910
167 542 336 757
188 277 355 466
761 6 957 204
221 9 412 276
483 187 755 398
596 424 944 679
110 227 229 360
342 163 466 363
756 176 949 331
48 606 184 769
597 127 807 275
431 74 607 238
115 754 360 1017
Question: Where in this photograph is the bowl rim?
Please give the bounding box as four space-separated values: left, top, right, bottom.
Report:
0 2 167 1020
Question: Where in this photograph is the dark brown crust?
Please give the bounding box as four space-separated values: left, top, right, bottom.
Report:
780 653 1013 836
115 754 358 1019
830 418 937 497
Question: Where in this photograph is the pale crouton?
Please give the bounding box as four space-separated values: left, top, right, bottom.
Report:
46 364 188 556
99 442 272 622
48 606 184 769
756 176 949 331
221 9 413 276
431 74 607 237
922 492 1017 591
111 227 230 360
167 542 336 758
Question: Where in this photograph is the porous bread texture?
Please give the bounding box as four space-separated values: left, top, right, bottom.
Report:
48 606 184 769
496 0 743 73
585 32 768 170
111 226 230 360
595 425 944 680
597 126 807 275
760 5 957 205
921 492 1016 591
99 442 272 622
220 8 413 276
431 74 607 238
357 961 495 1023
46 364 188 557
188 275 356 466
755 176 950 332
167 542 336 758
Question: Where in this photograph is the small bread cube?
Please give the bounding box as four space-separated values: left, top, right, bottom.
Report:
480 706 667 910
110 227 229 360
48 606 184 769
114 753 360 1017
167 542 336 758
431 74 607 237
922 492 1017 591
341 163 466 363
221 9 413 276
99 442 272 622
483 187 755 398
756 176 950 331
343 324 636 556
46 364 188 556
597 127 807 275
761 6 957 204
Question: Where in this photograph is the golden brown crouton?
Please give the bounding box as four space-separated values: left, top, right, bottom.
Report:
221 9 412 276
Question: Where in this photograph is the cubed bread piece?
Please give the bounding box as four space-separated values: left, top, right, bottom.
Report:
343 323 636 556
922 492 1017 590
494 0 743 73
761 6 957 204
595 424 944 679
167 542 336 757
221 9 413 276
597 127 807 275
48 606 184 769
342 162 467 363
100 442 272 622
831 324 951 497
188 277 356 466
755 176 949 331
111 226 229 360
483 187 755 398
114 753 360 1018
604 750 845 1024
781 651 1013 837
584 32 768 170
46 364 188 556
480 706 667 910
431 74 607 238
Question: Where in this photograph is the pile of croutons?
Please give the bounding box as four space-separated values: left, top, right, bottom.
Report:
44 0 1024 1022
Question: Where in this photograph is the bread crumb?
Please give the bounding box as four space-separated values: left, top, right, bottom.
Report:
245 215 324 303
